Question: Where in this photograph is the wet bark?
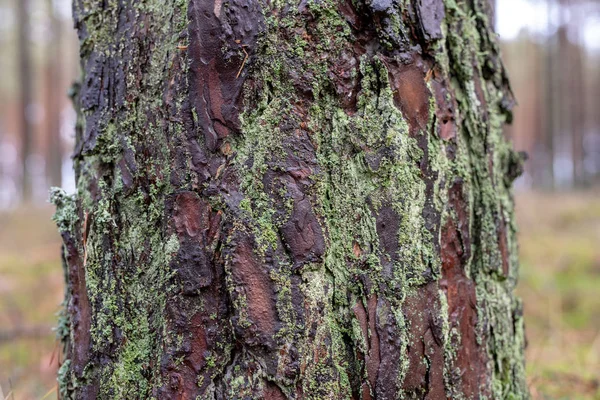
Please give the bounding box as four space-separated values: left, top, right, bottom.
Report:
54 0 528 399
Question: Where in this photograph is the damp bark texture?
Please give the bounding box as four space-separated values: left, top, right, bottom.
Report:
53 0 528 398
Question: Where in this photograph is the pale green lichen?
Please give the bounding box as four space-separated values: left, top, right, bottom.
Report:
50 187 78 234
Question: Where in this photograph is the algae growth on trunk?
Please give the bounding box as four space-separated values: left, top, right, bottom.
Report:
53 0 528 398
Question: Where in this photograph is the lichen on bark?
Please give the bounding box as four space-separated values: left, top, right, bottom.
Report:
54 0 528 398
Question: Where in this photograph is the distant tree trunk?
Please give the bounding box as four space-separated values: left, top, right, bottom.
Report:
569 42 585 187
53 1 528 399
588 41 600 183
543 0 556 189
567 2 586 187
45 0 63 188
16 0 33 201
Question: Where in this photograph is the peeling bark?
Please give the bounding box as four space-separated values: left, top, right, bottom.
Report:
54 0 528 399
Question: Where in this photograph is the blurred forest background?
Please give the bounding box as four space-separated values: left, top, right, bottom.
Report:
0 0 599 398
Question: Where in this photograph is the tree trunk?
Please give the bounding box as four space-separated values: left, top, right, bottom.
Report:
17 0 33 201
567 2 586 187
543 0 556 189
53 0 528 398
45 0 64 189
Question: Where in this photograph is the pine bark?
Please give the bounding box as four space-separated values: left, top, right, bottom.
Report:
53 0 528 399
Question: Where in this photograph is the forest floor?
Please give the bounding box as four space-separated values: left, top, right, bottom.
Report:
0 191 599 399
517 191 600 399
0 207 63 400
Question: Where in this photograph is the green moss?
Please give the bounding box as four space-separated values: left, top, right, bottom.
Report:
106 317 153 398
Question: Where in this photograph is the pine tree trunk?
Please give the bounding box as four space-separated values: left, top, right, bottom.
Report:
53 0 528 398
45 0 64 188
17 0 33 201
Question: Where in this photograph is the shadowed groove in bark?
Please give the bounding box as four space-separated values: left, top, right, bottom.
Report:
53 0 528 398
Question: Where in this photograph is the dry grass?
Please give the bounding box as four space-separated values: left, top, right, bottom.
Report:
0 207 63 400
0 192 599 399
516 191 600 399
